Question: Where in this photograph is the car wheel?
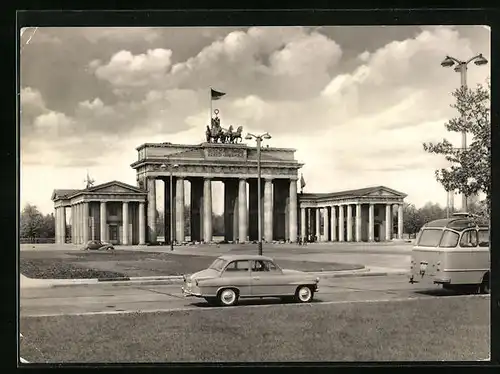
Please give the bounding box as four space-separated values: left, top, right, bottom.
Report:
295 286 314 303
480 273 490 294
218 288 238 307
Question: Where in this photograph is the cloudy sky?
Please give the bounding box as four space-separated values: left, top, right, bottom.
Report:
19 25 490 215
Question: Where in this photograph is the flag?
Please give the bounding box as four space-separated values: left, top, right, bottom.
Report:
300 174 306 190
211 88 226 100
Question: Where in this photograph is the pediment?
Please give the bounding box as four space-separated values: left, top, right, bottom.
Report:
87 181 144 194
364 187 406 198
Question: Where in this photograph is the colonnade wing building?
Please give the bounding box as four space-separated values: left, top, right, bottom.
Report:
51 141 406 245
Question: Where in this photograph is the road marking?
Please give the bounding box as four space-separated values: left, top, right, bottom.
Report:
20 357 29 363
21 294 490 318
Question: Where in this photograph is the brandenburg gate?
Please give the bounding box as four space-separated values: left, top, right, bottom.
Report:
51 118 407 245
131 141 302 244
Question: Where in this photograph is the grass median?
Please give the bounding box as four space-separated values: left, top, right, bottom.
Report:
20 250 363 279
19 295 489 362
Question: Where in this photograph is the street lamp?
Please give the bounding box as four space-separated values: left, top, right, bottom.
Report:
245 132 272 256
440 53 488 212
161 163 179 251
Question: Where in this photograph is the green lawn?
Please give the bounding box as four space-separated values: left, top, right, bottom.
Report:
20 296 490 362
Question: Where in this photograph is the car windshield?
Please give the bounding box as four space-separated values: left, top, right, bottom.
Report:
416 229 443 247
439 230 459 248
209 258 227 271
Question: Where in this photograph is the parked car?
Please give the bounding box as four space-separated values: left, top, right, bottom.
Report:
182 254 320 306
82 240 115 251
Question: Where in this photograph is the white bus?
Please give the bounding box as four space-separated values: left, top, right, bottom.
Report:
409 213 490 294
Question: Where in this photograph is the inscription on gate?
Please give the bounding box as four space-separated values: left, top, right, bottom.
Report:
205 147 246 159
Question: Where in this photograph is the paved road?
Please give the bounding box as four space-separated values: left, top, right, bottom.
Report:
20 275 482 317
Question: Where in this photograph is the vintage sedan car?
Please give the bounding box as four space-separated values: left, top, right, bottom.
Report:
181 254 320 306
82 240 114 251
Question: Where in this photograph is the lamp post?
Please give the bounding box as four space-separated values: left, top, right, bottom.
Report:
161 163 179 251
245 132 272 256
440 53 488 212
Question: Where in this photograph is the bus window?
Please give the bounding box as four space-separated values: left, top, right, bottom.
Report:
459 230 478 247
478 229 490 247
439 230 459 248
416 229 443 247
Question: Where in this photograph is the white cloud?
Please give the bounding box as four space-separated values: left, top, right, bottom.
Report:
20 26 491 214
93 49 173 88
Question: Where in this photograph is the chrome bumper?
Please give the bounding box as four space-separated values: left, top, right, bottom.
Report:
181 287 202 298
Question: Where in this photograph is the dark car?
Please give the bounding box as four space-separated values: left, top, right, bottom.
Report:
82 240 114 251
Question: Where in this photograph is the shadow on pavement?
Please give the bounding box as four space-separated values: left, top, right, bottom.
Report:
189 297 325 308
414 287 479 297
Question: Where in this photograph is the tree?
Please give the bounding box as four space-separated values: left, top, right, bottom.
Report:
20 203 44 240
402 203 423 236
213 213 224 236
423 80 491 214
468 199 490 225
39 213 55 239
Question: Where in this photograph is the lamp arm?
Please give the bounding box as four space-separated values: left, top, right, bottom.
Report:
466 54 483 65
447 56 463 65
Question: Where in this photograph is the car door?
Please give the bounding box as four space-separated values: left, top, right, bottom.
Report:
220 260 252 296
457 229 481 284
250 260 287 296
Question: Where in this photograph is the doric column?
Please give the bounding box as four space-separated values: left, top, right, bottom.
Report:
82 202 89 244
289 179 298 243
75 204 80 244
338 205 344 242
322 207 329 241
330 206 337 242
176 178 185 243
346 204 353 242
73 205 77 244
72 205 75 244
356 203 362 242
398 203 404 240
100 201 107 242
60 207 66 244
385 204 391 241
70 206 73 244
368 203 375 242
139 202 146 245
238 178 247 243
203 178 212 243
147 177 157 243
122 201 129 245
300 207 306 241
78 203 83 244
315 208 320 240
264 179 273 242
54 208 60 244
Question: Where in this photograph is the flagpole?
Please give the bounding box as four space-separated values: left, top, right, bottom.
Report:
209 87 212 127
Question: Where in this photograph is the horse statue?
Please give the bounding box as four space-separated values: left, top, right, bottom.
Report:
205 113 244 144
228 126 243 143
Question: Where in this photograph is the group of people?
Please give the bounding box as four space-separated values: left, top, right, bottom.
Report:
297 235 318 245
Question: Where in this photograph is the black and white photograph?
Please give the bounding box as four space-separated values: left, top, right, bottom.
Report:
18 16 491 364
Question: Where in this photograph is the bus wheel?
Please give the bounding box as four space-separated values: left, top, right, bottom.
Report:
479 273 490 294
